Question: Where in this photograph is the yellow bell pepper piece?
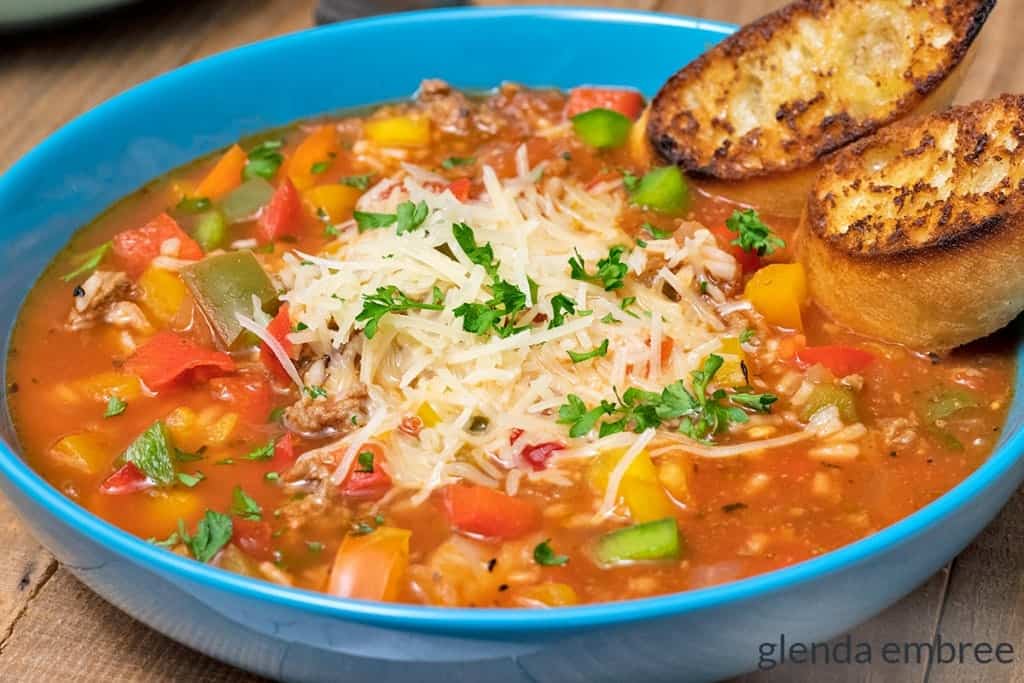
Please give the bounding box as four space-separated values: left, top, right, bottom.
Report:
139 490 201 539
195 144 247 200
715 337 746 387
138 266 188 325
520 583 578 607
69 371 142 403
303 185 362 223
288 125 341 191
588 449 676 523
165 407 201 452
417 402 441 428
365 115 431 148
744 263 808 331
50 433 109 475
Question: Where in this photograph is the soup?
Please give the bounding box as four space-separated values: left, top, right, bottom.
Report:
7 82 1014 607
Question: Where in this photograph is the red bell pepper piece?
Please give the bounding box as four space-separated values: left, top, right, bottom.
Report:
209 373 272 423
258 178 303 243
710 224 760 273
126 331 235 391
520 442 565 471
441 484 540 540
509 428 524 445
232 518 275 562
260 304 294 382
566 87 645 120
795 345 875 377
339 442 392 500
99 462 151 495
446 177 472 202
112 213 203 277
270 433 297 471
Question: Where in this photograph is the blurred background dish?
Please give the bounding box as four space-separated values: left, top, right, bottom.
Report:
315 0 469 24
0 0 137 28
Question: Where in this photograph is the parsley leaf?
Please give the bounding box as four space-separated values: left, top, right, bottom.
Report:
305 385 328 399
244 439 277 461
357 285 445 339
176 196 211 213
569 246 628 291
452 222 498 279
641 222 673 240
549 294 577 329
730 392 778 412
621 170 640 192
353 210 397 232
441 156 476 169
231 486 262 520
533 539 569 566
176 471 205 488
726 209 785 256
357 450 374 473
104 396 127 418
556 395 615 438
340 173 374 190
121 421 176 487
61 241 112 283
310 160 330 174
739 328 756 344
243 139 285 181
180 511 233 563
395 200 430 235
567 339 609 363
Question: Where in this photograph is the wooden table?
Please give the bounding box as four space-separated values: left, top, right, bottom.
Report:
1 1 1023 680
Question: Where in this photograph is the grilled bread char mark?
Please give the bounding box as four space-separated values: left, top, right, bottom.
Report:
801 94 1024 351
647 0 995 217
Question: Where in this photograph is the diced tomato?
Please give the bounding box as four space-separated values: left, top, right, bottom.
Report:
399 415 423 437
125 331 235 391
270 433 297 471
566 87 645 120
509 428 524 445
339 442 392 500
441 484 541 540
520 442 565 471
660 337 674 365
209 373 272 424
795 345 875 377
446 177 472 202
99 462 151 495
112 213 203 277
710 224 760 273
260 304 295 383
232 518 275 562
258 178 303 243
777 334 807 361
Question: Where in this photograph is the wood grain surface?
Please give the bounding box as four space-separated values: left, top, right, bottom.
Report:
1 1 1022 681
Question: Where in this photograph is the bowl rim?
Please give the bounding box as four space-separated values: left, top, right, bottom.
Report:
1 4 1021 635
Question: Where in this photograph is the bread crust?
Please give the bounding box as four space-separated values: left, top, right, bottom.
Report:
801 94 1024 350
648 0 995 181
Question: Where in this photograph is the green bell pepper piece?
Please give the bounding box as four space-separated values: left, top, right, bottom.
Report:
180 251 278 349
571 108 632 149
800 383 859 423
595 517 681 565
630 166 690 214
220 177 274 224
193 210 228 253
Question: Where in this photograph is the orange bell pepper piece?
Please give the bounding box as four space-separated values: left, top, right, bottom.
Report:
744 263 808 331
327 527 411 602
195 144 247 200
287 125 340 191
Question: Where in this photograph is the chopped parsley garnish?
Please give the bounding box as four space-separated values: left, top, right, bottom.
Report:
635 238 648 248
600 313 620 325
306 541 324 553
179 510 233 563
452 222 499 279
176 471 205 488
175 196 211 213
340 173 374 190
293 321 308 332
104 396 127 418
267 406 285 423
353 210 397 232
244 439 277 461
310 160 330 174
558 355 778 441
739 328 756 344
725 209 784 256
324 224 340 237
264 472 280 482
549 294 577 329
357 285 445 339
533 539 569 566
641 222 673 240
567 339 609 364
450 223 531 338
61 241 112 283
231 486 262 520
150 530 180 548
174 447 205 463
396 200 430 235
441 155 476 169
305 385 329 399
121 421 176 486
243 139 285 181
621 170 640 192
699 279 709 294
569 246 629 291
356 450 374 473
214 458 235 466
620 296 640 318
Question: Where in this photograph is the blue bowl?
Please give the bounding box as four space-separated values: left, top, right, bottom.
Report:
0 7 1021 682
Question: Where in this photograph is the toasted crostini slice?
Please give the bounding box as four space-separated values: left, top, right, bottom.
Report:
648 0 994 217
801 94 1024 351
